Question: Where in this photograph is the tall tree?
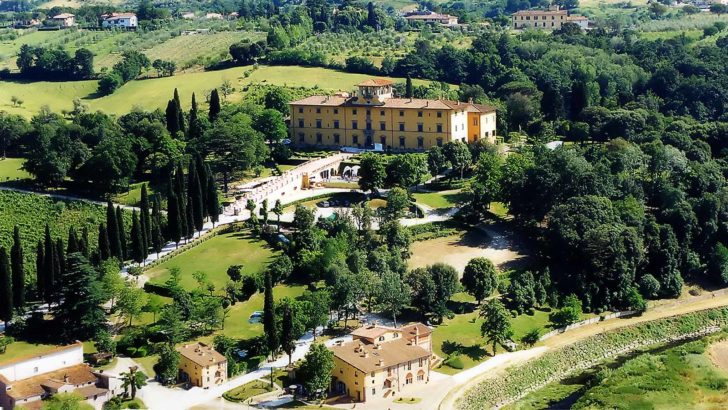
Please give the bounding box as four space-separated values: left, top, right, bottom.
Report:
479 299 513 355
43 225 56 305
175 164 188 240
80 226 90 258
35 240 44 301
130 211 144 265
187 162 204 233
263 271 278 355
273 199 283 231
174 88 185 135
299 343 335 397
10 226 24 309
167 183 181 246
106 201 122 260
405 75 413 99
98 224 110 261
116 207 127 260
367 1 378 28
120 366 147 400
207 173 220 226
358 153 386 192
209 89 221 122
55 239 65 280
281 304 295 365
378 269 410 327
443 141 472 179
54 253 106 342
140 184 151 252
188 92 203 142
0 247 13 327
151 197 164 256
66 226 79 255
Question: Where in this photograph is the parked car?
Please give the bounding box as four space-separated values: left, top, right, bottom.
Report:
317 201 330 208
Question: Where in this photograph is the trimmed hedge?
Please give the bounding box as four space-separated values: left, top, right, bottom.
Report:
456 307 728 409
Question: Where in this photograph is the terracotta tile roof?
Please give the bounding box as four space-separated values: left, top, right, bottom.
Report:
567 15 588 20
401 323 432 338
52 13 75 18
357 79 394 87
0 342 82 368
6 364 98 400
75 384 109 399
404 13 456 20
512 9 567 16
290 95 348 106
331 338 430 373
351 325 397 340
177 343 226 367
289 95 496 113
104 13 136 19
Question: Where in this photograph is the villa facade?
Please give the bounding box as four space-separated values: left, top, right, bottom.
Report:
511 5 588 30
289 79 497 151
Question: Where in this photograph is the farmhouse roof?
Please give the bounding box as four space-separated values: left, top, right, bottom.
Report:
5 364 98 400
567 15 588 20
512 9 567 16
177 342 227 366
357 78 394 87
52 13 75 19
330 337 429 373
103 13 136 20
404 12 456 20
289 95 496 113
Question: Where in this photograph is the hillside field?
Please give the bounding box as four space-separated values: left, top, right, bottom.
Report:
0 65 431 117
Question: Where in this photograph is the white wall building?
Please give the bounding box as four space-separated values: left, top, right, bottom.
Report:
101 13 138 29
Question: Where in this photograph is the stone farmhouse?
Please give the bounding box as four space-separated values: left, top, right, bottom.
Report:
511 5 589 30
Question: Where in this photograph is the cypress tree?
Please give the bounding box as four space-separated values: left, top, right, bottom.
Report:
185 199 194 239
130 211 144 264
116 207 127 261
405 75 413 99
188 163 204 232
167 183 181 246
209 89 221 122
107 201 122 260
165 99 180 136
189 93 202 142
43 225 55 304
55 239 65 280
207 173 220 226
10 226 24 310
175 165 188 239
67 226 79 255
98 224 110 261
196 156 208 218
174 88 185 135
35 240 44 302
140 184 151 252
80 226 90 258
0 247 12 327
151 217 163 257
263 271 278 355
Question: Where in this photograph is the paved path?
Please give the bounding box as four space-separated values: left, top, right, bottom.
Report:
135 331 352 410
438 290 728 410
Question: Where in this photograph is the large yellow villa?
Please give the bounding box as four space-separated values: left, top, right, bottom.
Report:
289 79 497 151
329 323 434 402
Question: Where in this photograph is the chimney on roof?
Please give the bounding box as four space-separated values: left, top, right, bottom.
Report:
363 352 369 358
468 97 473 104
63 374 69 383
378 359 384 366
426 101 429 107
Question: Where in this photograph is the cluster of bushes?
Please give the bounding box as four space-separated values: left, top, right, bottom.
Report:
456 307 728 409
98 51 150 95
16 45 94 80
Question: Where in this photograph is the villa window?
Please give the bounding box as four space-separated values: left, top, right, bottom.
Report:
298 133 304 143
417 373 424 381
334 109 339 114
366 109 371 115
399 123 405 131
436 124 442 133
366 122 372 130
372 388 376 395
407 361 412 371
353 135 359 144
316 119 322 128
417 137 424 149
316 133 322 143
380 110 385 116
406 375 413 384
380 122 386 131
399 136 405 148
334 134 340 144
379 336 385 342
437 111 442 118
298 108 303 113
437 138 443 147
352 121 358 129
473 118 478 125
380 136 386 146
371 372 375 377
298 119 304 128
418 111 423 117
417 124 423 132
399 110 404 117
419 358 424 367
316 108 321 114
334 120 339 129
353 109 357 115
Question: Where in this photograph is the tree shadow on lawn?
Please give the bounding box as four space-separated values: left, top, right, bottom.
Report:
441 340 487 361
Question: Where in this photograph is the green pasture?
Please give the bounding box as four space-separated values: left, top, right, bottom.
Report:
0 158 30 182
412 190 464 209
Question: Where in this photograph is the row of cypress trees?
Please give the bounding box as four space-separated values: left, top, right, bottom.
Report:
165 87 221 139
167 156 220 246
0 227 27 326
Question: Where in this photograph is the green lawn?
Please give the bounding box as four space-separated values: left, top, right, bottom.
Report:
134 354 159 378
223 379 275 402
146 230 278 291
0 158 30 182
412 190 464 209
111 182 161 207
0 65 436 118
208 283 307 341
0 341 61 365
432 293 556 375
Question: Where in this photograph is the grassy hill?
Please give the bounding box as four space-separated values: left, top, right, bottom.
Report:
0 65 432 117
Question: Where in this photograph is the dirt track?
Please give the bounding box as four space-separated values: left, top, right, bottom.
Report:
440 291 728 410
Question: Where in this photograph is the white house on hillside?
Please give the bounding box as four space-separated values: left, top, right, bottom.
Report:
49 13 75 27
101 12 138 28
